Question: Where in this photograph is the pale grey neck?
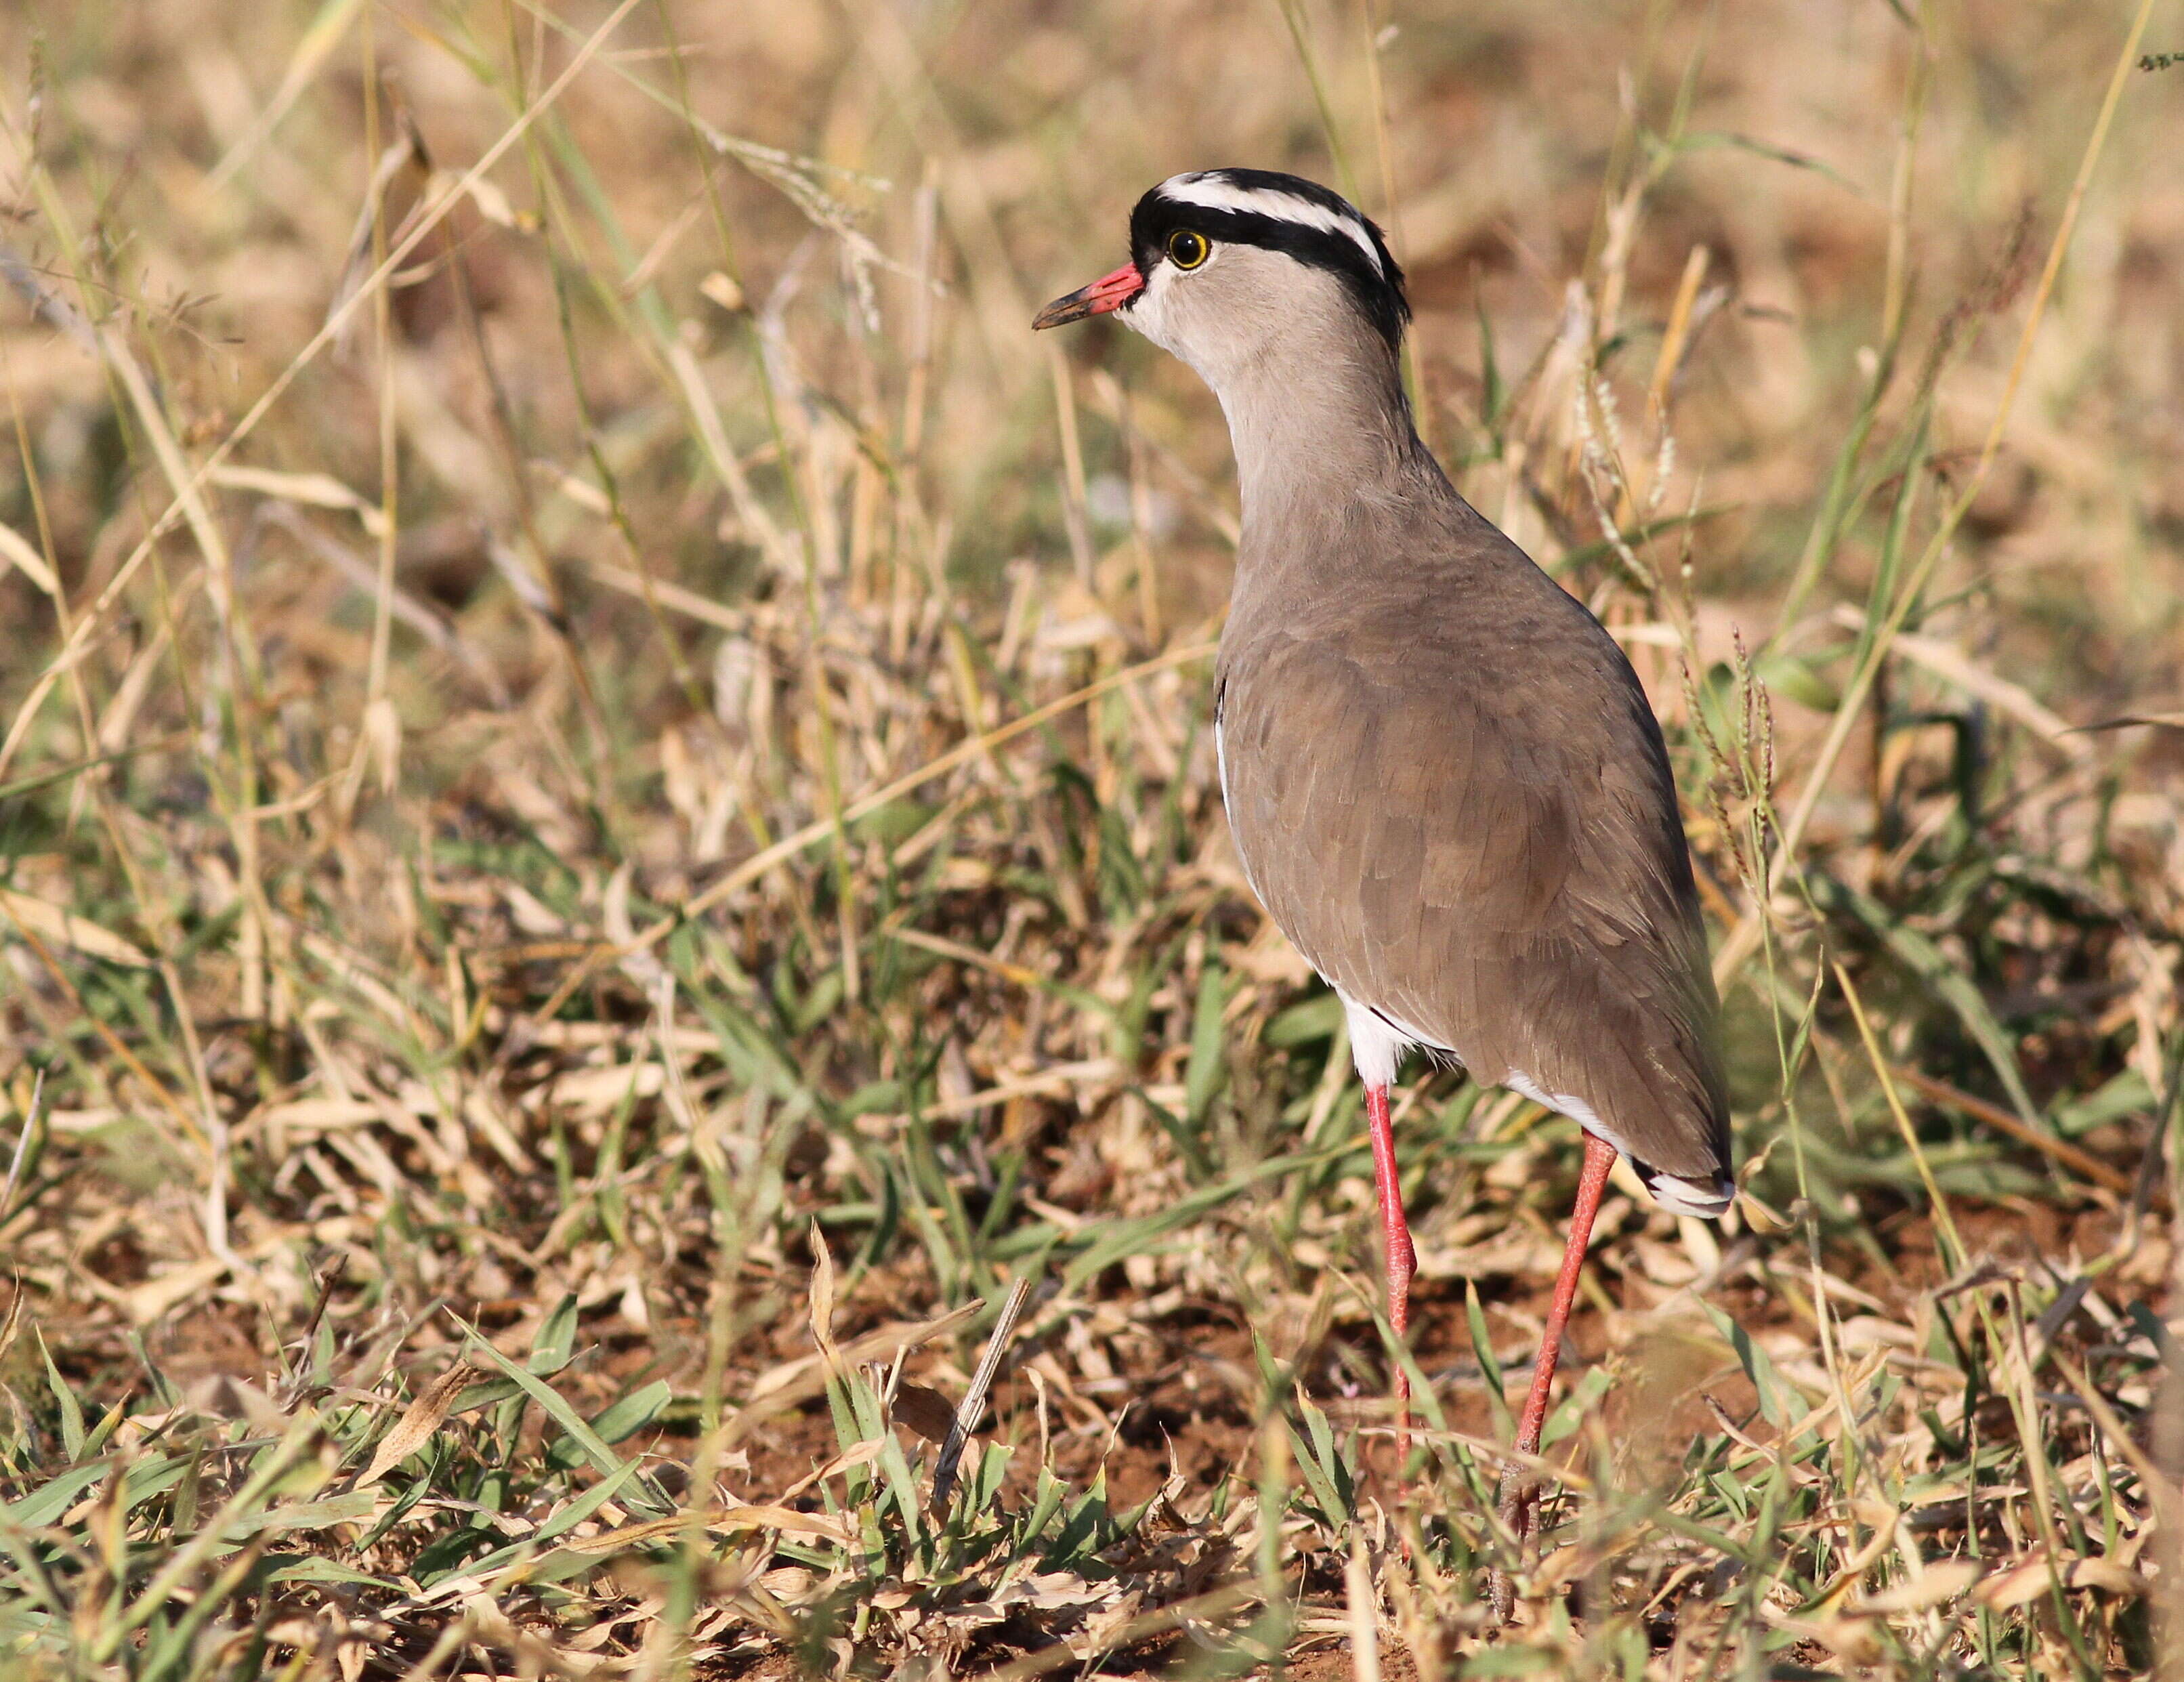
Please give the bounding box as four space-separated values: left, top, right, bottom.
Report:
1212 349 1423 543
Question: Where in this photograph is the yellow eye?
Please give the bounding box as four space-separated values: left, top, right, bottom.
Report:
1167 229 1210 270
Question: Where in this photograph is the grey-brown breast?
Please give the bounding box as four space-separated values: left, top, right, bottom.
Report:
1215 483 1730 1190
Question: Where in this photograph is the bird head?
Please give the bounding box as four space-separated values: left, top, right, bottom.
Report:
1032 169 1410 388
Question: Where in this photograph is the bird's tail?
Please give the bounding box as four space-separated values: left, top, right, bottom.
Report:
1633 1161 1735 1219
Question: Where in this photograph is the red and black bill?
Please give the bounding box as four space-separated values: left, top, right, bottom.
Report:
1031 262 1144 329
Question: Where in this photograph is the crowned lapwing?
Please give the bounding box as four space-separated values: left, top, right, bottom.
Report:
1034 169 1734 1604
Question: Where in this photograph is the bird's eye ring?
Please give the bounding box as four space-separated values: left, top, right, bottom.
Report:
1167 229 1210 270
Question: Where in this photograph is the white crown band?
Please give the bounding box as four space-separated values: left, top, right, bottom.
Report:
1156 172 1386 279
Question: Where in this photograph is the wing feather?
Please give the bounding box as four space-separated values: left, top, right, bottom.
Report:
1218 586 1728 1183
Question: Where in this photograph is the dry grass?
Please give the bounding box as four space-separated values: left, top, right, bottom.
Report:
2 0 2183 1676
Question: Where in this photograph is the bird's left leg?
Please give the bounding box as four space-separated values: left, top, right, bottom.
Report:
1364 1080 1416 1469
1489 1130 1616 1617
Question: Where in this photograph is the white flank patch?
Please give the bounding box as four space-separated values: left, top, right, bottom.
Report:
1159 173 1385 278
1503 1071 1608 1137
1342 992 1413 1088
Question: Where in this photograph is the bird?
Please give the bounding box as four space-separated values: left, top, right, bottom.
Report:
1033 169 1734 1603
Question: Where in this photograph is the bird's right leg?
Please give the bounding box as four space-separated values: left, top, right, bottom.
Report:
1488 1130 1616 1618
1364 1080 1416 1469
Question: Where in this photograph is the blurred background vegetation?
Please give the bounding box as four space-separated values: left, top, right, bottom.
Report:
0 0 2181 1675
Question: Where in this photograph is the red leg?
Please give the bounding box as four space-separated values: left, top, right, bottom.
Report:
1490 1131 1616 1616
1364 1080 1417 1470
